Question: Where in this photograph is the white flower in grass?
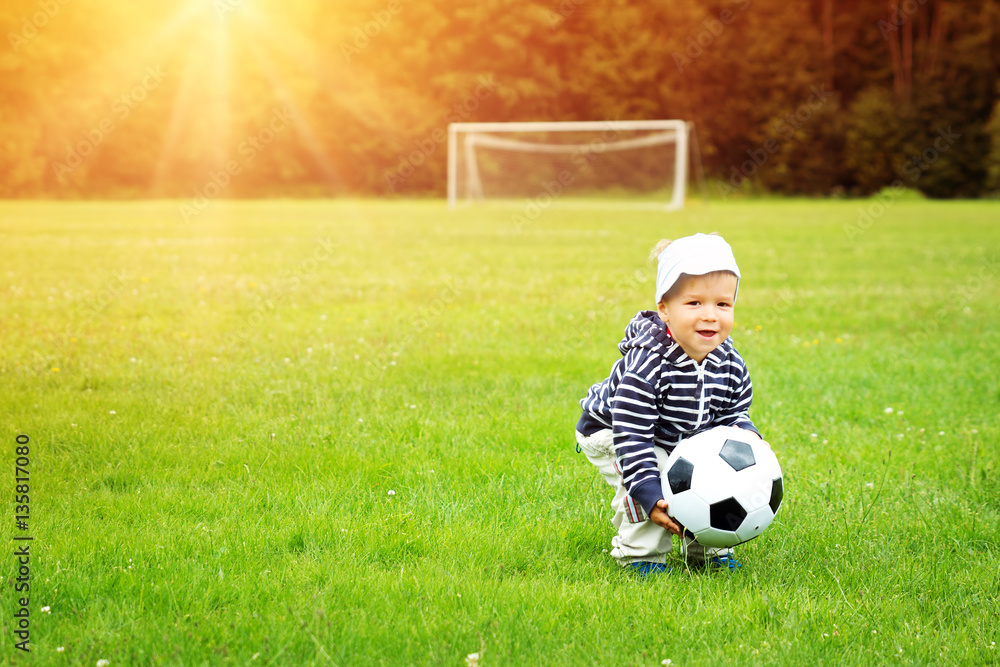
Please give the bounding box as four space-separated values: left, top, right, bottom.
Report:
387 490 396 496
465 653 480 667
810 433 817 439
662 660 673 666
884 407 893 414
938 431 945 436
97 660 110 667
56 646 64 652
41 605 50 613
109 410 116 415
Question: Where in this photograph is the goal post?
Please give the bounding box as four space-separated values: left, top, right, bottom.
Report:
447 120 690 211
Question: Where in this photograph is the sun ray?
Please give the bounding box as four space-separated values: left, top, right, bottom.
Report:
60 3 206 106
210 13 232 170
149 40 207 196
241 8 419 138
47 0 444 200
245 38 346 188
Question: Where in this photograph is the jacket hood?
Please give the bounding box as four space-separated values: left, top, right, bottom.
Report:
617 310 675 357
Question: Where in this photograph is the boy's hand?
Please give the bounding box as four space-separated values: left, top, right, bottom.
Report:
649 499 682 536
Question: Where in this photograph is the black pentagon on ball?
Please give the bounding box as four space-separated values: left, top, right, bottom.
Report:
770 477 784 514
710 497 747 532
667 457 695 494
719 438 756 471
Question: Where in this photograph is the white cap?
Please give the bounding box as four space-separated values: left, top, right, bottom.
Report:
654 233 741 304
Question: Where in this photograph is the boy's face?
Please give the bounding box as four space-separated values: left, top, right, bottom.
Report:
656 273 738 363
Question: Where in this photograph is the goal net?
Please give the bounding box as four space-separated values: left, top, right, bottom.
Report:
447 120 689 211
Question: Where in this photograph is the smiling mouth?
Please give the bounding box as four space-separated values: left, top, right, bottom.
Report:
697 330 717 339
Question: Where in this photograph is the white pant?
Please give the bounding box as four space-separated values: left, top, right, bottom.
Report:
577 428 731 567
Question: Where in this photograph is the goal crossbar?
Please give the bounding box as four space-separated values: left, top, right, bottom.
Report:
447 120 689 211
464 131 678 155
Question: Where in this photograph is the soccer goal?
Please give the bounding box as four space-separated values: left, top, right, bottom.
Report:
446 120 690 211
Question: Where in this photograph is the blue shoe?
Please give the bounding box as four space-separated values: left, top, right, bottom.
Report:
627 561 671 577
705 555 741 571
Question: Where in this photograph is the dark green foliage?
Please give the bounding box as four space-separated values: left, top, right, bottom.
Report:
845 87 905 195
986 93 1000 195
757 97 852 196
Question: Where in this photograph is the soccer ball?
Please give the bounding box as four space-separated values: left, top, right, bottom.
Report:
660 425 783 548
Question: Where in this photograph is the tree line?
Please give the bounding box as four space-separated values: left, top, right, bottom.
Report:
1 0 998 199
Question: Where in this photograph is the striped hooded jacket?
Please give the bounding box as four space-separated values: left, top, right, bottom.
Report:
577 310 759 517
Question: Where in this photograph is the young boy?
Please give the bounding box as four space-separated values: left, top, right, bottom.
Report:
576 233 760 575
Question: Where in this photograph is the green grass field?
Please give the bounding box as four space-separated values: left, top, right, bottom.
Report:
1 198 999 665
